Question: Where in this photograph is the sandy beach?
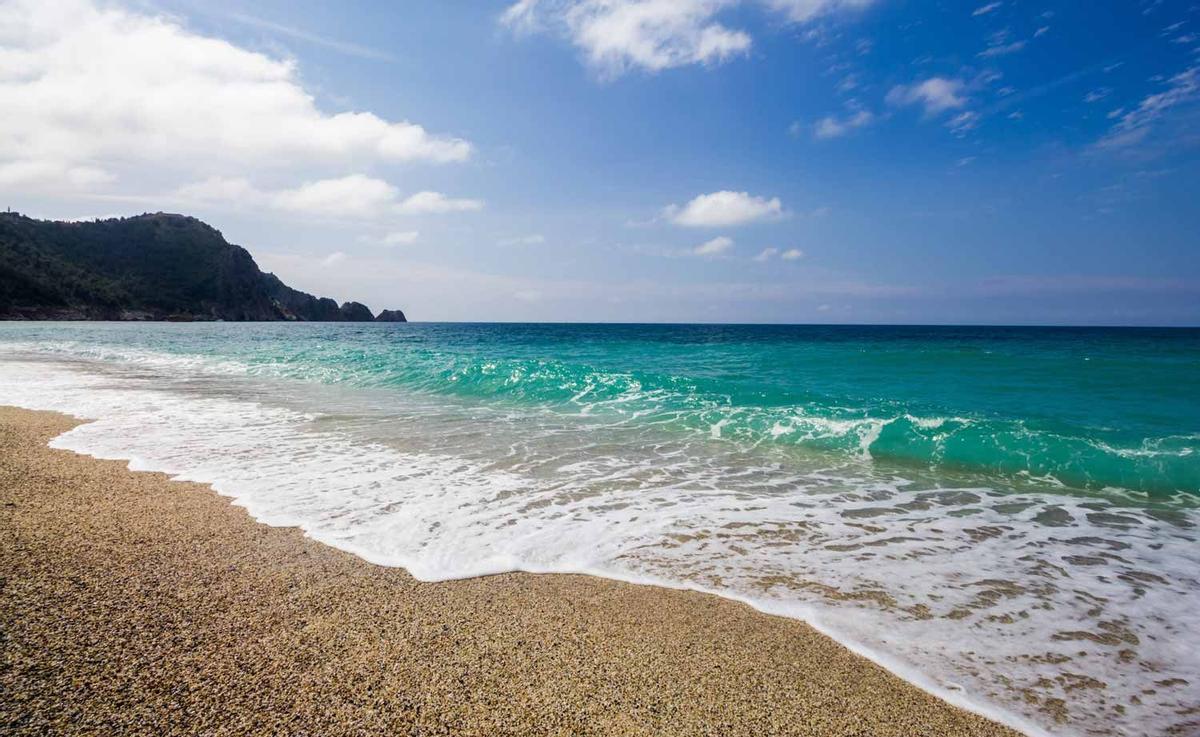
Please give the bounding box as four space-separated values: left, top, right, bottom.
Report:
0 406 1020 736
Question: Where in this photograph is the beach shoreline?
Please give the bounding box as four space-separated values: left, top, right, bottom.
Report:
0 406 1023 736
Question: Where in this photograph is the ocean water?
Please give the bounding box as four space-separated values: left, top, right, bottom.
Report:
0 322 1197 736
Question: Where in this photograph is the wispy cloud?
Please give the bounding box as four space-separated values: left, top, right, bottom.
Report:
946 110 981 135
975 274 1200 296
978 29 1026 58
497 234 547 246
972 2 1002 17
813 109 875 139
376 231 420 246
978 39 1026 57
1097 65 1200 149
216 9 396 61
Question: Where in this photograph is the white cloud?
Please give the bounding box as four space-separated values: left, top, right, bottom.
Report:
946 110 981 135
175 176 260 203
1098 65 1200 149
0 0 470 195
978 39 1025 57
694 235 734 256
1034 25 1050 37
500 0 876 76
215 9 396 62
396 191 485 215
813 109 874 139
666 190 784 227
501 0 542 31
175 175 482 220
498 234 547 246
886 77 968 115
379 231 420 245
0 160 114 189
750 246 802 261
978 28 1027 58
762 0 876 23
321 251 347 267
972 2 1001 16
273 175 399 217
502 0 750 76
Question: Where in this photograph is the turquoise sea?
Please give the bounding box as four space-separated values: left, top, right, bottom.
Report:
1 322 1197 736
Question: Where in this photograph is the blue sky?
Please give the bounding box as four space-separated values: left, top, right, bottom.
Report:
2 0 1198 324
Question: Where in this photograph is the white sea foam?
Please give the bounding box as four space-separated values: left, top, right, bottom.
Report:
0 353 1197 737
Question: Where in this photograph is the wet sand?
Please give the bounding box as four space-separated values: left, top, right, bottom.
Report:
0 406 1022 736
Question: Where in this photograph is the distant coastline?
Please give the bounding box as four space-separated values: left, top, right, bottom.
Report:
0 212 405 323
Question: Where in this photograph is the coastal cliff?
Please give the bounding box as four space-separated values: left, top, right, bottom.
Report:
0 212 405 322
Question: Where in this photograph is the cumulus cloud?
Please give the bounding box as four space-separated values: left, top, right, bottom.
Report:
0 0 470 197
886 77 968 115
694 235 734 255
781 247 804 260
502 0 749 76
500 0 876 76
666 190 784 227
273 176 399 217
753 247 779 261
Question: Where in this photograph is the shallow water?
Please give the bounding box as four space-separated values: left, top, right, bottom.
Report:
1 322 1197 736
